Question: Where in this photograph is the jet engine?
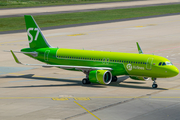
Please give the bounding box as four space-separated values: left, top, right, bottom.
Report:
89 70 112 85
129 76 149 81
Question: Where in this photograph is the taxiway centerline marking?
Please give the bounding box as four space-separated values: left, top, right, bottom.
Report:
0 97 52 99
74 101 100 120
0 39 26 45
1 96 180 100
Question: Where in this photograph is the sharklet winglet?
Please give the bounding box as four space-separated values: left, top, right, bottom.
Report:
10 50 22 64
136 42 143 54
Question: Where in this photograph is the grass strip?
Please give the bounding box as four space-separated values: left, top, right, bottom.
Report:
0 4 180 32
0 0 132 9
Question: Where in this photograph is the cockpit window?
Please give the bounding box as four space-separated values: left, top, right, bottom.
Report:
166 62 173 65
159 62 173 66
162 62 166 66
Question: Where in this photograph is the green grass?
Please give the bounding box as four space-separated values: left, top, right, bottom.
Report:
0 4 180 32
0 0 132 8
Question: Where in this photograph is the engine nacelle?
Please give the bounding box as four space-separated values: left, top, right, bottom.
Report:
129 76 149 81
89 70 112 85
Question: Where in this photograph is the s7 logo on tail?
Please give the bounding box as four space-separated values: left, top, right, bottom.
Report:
27 28 39 43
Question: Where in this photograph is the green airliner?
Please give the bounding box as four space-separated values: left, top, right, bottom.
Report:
11 15 179 88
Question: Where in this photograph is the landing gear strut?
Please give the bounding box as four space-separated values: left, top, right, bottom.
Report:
82 70 91 84
152 78 158 88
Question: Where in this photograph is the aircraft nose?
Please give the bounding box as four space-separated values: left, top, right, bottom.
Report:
169 66 179 77
174 67 179 76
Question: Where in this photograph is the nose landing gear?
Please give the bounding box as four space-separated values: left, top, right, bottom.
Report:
152 78 158 88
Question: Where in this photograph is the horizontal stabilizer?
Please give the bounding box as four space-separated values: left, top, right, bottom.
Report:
5 50 38 57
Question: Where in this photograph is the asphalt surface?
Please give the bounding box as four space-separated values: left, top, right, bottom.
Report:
0 14 180 120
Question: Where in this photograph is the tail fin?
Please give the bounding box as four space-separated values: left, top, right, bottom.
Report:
24 15 51 49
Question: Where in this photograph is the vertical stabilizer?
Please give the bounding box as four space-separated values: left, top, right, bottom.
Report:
24 15 51 49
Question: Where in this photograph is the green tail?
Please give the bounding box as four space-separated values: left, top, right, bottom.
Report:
24 15 51 49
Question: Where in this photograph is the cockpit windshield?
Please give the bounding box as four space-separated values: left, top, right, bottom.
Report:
158 62 162 65
162 62 166 66
166 62 173 65
158 62 173 66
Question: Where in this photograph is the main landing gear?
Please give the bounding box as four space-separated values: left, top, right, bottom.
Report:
112 76 118 82
152 78 158 88
82 70 91 84
82 78 91 84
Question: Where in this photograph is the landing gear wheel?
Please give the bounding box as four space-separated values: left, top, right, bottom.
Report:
112 76 118 82
152 84 158 88
82 78 91 84
152 78 158 88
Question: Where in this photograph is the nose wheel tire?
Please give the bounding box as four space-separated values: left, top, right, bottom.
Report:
152 84 158 88
82 78 91 84
152 78 158 88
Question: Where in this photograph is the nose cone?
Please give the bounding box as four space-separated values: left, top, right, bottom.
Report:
168 66 179 77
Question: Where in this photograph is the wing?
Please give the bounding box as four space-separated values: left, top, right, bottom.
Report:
10 50 112 71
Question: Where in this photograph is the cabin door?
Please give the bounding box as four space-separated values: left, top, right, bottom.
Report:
44 50 50 62
146 58 153 70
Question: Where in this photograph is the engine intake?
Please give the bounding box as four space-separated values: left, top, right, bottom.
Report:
89 70 112 85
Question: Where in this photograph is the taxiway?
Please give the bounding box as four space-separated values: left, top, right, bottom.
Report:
0 15 180 120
